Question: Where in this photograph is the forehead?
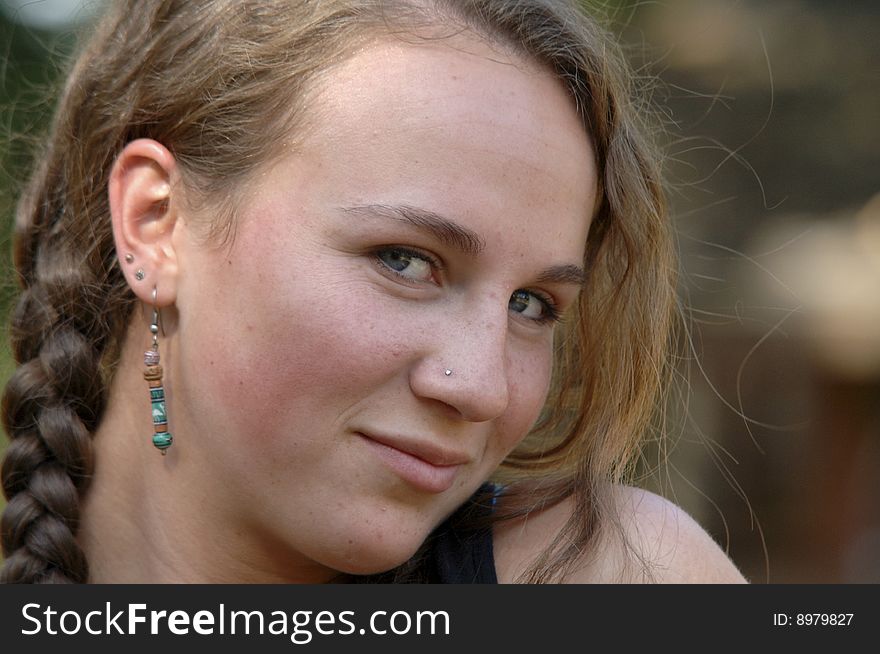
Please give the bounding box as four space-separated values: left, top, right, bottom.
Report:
294 35 598 264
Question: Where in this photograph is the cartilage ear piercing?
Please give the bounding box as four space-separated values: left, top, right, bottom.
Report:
143 287 173 454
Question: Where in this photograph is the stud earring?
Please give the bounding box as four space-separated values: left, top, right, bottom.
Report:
124 253 134 264
143 287 173 454
445 369 453 377
135 269 145 281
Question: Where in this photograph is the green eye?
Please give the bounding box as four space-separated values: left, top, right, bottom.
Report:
376 247 435 282
509 290 560 325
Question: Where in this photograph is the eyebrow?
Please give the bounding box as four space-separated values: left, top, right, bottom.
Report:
535 264 586 286
338 203 586 286
340 203 485 256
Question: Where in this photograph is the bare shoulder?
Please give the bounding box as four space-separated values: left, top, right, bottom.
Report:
596 485 747 583
493 484 748 584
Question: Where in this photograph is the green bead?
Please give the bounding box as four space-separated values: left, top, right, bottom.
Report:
152 432 173 452
152 401 167 423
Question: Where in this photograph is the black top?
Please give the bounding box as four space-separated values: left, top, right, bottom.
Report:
424 483 498 584
426 519 497 583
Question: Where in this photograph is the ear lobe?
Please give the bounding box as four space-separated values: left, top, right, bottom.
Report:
109 138 181 307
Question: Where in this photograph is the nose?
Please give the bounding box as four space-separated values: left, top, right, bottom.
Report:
408 310 511 423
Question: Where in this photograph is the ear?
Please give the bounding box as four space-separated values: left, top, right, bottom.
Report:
109 138 181 307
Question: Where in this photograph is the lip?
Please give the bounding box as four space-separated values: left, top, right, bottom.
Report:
356 431 469 494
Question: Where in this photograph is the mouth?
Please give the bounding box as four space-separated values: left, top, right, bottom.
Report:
356 431 466 494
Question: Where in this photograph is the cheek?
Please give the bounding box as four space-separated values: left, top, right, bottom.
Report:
493 343 555 457
239 309 377 400
178 247 417 450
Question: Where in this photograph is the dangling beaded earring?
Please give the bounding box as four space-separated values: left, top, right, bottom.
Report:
143 287 173 454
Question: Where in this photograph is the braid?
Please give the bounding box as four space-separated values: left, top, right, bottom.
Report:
1 295 103 581
0 181 117 582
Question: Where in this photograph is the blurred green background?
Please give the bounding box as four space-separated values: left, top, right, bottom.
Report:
1 0 878 582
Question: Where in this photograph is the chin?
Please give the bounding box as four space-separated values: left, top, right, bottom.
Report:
306 515 434 577
325 535 426 577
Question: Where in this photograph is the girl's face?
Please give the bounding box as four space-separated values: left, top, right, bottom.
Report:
169 36 597 579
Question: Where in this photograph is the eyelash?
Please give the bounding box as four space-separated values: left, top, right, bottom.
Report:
371 246 563 326
519 290 563 326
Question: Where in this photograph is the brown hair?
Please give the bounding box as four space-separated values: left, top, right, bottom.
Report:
1 0 674 583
